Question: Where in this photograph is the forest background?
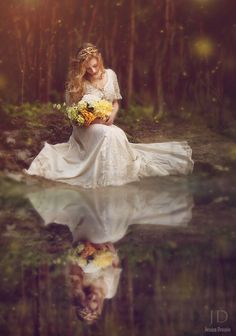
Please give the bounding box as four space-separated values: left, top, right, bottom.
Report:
0 0 236 172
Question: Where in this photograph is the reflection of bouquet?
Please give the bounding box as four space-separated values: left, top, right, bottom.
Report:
53 94 113 127
68 242 114 272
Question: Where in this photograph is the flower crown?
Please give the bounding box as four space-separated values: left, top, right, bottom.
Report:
77 46 99 61
77 306 99 322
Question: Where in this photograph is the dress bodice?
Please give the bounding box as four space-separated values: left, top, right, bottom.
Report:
83 68 122 102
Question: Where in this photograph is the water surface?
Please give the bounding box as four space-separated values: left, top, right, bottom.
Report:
0 172 235 335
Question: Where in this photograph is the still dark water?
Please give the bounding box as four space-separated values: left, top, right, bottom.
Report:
0 171 236 336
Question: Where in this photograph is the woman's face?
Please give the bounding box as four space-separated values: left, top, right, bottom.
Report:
86 286 104 314
85 57 100 77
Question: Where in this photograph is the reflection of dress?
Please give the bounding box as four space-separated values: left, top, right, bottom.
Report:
26 177 194 244
24 68 194 188
83 266 122 299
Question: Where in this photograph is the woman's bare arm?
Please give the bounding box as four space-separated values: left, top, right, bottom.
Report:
104 100 119 125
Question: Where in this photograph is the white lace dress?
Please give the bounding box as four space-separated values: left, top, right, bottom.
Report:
24 68 194 188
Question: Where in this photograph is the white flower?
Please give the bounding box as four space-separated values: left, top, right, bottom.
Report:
81 262 101 273
81 94 100 105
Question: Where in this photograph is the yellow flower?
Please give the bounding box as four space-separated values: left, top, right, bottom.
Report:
80 110 96 126
77 115 85 125
77 256 87 267
93 100 112 120
93 251 113 268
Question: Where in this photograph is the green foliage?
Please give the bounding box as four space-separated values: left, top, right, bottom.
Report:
118 104 159 127
2 102 54 118
1 102 68 130
128 104 154 121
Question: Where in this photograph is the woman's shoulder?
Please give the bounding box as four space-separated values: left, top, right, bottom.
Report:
106 68 117 76
106 69 119 85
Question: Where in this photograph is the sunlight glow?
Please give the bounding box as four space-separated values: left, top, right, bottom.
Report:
191 0 217 9
192 37 215 58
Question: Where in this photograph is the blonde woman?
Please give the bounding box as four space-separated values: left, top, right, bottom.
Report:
24 42 194 188
67 241 121 323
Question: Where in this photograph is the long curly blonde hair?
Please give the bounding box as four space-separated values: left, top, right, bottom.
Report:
65 43 105 105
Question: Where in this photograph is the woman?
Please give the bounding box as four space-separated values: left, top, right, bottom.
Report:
24 42 194 188
67 241 121 323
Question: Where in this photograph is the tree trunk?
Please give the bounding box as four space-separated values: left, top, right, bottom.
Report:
126 0 135 108
46 5 57 101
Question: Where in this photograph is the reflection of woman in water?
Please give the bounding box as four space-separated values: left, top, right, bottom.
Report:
26 177 193 321
66 241 121 323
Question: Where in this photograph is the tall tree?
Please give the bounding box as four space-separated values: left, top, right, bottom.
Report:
126 0 136 108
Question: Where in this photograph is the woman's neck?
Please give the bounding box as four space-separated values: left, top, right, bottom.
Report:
89 69 104 82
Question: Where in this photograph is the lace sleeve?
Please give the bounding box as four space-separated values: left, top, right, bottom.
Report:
112 70 122 100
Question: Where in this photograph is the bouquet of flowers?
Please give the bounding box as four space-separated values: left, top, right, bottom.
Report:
67 242 115 273
53 94 113 127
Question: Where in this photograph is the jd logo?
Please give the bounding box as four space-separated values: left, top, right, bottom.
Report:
210 310 228 324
